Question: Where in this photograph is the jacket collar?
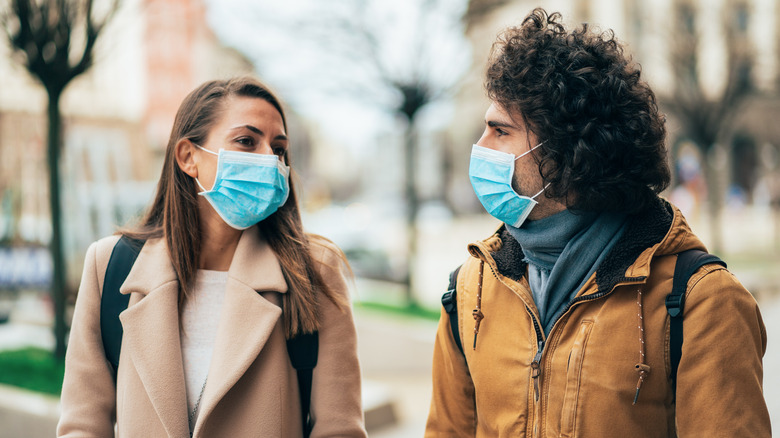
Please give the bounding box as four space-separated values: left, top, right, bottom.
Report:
120 226 288 297
117 225 288 435
227 225 288 294
476 197 705 297
593 196 674 292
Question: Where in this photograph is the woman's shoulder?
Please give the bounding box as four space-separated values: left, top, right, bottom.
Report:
306 233 348 267
76 235 123 292
88 234 123 263
306 233 354 311
88 233 163 267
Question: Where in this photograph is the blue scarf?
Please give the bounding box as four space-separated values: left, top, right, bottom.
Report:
506 210 628 334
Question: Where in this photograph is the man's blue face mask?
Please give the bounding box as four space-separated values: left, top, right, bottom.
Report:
468 142 547 228
195 146 290 230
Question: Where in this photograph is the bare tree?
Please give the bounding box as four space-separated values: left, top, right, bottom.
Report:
663 0 754 254
2 0 119 358
318 1 468 306
225 0 469 306
463 0 511 27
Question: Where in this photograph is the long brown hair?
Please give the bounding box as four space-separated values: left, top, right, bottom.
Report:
124 76 342 337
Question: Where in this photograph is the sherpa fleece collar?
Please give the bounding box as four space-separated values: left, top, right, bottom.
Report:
490 196 674 296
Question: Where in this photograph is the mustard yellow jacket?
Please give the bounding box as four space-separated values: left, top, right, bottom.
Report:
426 199 770 437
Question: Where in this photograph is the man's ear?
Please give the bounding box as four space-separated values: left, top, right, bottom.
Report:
175 139 198 178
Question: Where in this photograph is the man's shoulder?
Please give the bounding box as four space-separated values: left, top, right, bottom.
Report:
450 225 528 285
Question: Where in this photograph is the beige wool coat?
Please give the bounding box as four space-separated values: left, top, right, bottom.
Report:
57 226 367 437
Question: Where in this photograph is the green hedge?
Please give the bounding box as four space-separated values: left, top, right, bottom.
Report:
0 348 64 396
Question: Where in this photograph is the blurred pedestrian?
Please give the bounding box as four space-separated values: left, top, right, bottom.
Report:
57 77 367 437
426 8 770 437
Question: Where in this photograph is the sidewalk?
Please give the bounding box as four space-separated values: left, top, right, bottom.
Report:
0 290 59 438
353 307 438 437
0 292 777 436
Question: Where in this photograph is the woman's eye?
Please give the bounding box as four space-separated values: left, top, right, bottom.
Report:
496 128 508 137
273 147 287 157
236 137 254 146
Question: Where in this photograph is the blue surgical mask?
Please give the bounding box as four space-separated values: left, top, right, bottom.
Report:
469 143 547 228
195 146 290 230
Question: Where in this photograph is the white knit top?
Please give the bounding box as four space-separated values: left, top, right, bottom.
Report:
180 269 228 424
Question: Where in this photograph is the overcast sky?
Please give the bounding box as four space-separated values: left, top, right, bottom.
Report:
205 0 470 158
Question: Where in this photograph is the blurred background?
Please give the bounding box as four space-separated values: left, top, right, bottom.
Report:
0 0 779 436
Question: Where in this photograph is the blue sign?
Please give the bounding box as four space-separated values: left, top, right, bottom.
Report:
0 246 52 289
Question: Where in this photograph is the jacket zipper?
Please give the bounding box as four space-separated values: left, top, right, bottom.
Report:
530 278 646 438
530 326 544 401
474 240 648 437
536 277 648 399
481 257 548 401
529 317 544 438
545 274 647 335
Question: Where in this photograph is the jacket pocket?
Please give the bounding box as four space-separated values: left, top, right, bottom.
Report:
560 320 594 438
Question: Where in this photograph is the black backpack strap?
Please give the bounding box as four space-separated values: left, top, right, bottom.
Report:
665 249 726 395
100 235 145 375
441 265 463 356
287 331 318 438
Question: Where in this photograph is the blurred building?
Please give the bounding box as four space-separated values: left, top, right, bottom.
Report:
448 0 780 214
0 0 254 286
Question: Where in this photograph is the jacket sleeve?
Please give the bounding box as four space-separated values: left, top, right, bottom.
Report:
425 305 476 437
674 265 771 437
57 240 118 437
309 242 368 438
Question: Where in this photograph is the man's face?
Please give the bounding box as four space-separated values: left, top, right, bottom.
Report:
475 102 566 221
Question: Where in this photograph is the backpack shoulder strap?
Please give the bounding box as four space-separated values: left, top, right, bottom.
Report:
441 265 464 356
101 235 145 375
665 249 726 394
286 332 318 438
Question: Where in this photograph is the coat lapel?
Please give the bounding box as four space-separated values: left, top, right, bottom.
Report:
194 226 288 432
118 237 190 437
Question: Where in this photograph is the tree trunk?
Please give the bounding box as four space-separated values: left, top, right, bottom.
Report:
403 120 419 307
774 205 780 254
703 148 723 254
46 89 67 360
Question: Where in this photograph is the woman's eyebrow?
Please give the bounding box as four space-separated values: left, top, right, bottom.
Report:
230 125 287 142
230 124 263 135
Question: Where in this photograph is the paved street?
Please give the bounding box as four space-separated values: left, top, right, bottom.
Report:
354 308 438 437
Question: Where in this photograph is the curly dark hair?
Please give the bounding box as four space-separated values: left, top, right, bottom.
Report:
485 8 670 214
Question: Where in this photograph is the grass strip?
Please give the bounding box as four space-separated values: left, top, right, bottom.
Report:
0 347 64 396
356 301 442 321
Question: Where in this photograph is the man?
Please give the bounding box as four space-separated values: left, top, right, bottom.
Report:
426 8 770 437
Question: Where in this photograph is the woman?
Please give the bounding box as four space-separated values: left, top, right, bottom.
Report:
57 77 367 437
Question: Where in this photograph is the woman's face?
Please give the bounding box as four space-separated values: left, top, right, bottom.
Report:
194 96 288 191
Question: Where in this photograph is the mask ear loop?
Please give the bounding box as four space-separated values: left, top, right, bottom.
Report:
513 140 547 161
195 178 208 193
531 183 551 200
194 144 219 156
192 143 219 193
